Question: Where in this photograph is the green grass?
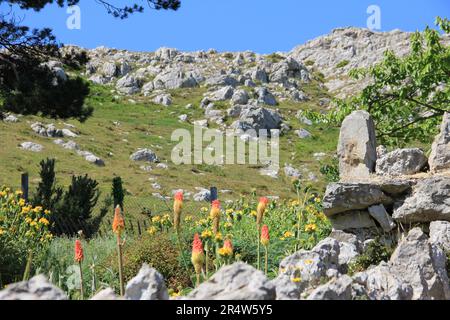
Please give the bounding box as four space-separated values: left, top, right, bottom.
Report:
0 81 339 221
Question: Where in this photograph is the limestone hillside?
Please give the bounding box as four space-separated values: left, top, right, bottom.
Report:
1 27 444 215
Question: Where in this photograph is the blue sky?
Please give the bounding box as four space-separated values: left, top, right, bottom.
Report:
3 0 450 53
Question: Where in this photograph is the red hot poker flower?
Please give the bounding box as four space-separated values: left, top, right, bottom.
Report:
74 239 84 263
260 225 270 246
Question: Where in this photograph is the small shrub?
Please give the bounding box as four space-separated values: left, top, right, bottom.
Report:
223 52 234 60
304 60 315 66
336 60 350 68
118 233 191 290
266 53 285 63
348 238 394 275
320 159 340 182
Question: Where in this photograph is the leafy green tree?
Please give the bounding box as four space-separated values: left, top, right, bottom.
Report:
308 17 450 146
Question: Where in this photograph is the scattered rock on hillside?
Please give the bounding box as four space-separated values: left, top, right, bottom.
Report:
20 142 43 152
393 176 450 223
337 110 377 180
193 188 211 202
209 85 234 101
130 149 159 162
125 264 169 300
0 275 67 300
116 74 142 95
284 164 301 179
255 87 277 106
152 93 172 106
185 262 276 300
231 89 250 105
231 106 282 135
376 148 427 176
295 128 311 139
3 114 18 123
429 112 450 172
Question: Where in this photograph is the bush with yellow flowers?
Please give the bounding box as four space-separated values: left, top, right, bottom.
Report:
0 186 53 285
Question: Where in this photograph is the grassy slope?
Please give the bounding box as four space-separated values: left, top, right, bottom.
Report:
0 81 339 219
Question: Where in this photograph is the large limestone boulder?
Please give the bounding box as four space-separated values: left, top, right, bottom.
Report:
20 142 43 152
388 228 450 300
354 228 450 300
0 275 68 300
322 182 392 216
393 176 450 223
429 221 450 252
328 211 376 231
307 275 353 300
337 111 377 180
429 112 450 172
185 262 275 300
116 74 142 95
125 264 169 300
271 238 340 299
376 148 427 176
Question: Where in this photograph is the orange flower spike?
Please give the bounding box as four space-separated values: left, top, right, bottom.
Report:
173 191 183 230
74 239 84 263
260 225 270 247
209 200 221 234
223 239 233 254
209 200 221 219
112 205 125 235
256 197 269 225
191 233 205 274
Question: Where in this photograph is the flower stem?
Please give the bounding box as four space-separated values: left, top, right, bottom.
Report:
256 224 261 270
22 250 33 281
79 261 84 300
264 245 268 275
176 229 190 275
117 234 124 296
205 243 209 279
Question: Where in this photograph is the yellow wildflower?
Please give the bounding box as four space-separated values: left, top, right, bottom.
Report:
292 277 302 283
304 259 313 265
250 210 257 217
15 190 23 196
44 209 51 215
304 223 317 233
152 215 161 223
224 221 233 230
18 198 25 207
147 226 157 235
201 229 213 240
200 207 208 213
283 231 294 238
225 208 233 215
0 191 6 197
184 215 193 222
218 247 232 257
0 229 4 236
39 217 50 226
214 232 223 242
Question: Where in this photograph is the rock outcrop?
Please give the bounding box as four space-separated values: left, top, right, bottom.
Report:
185 262 276 300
